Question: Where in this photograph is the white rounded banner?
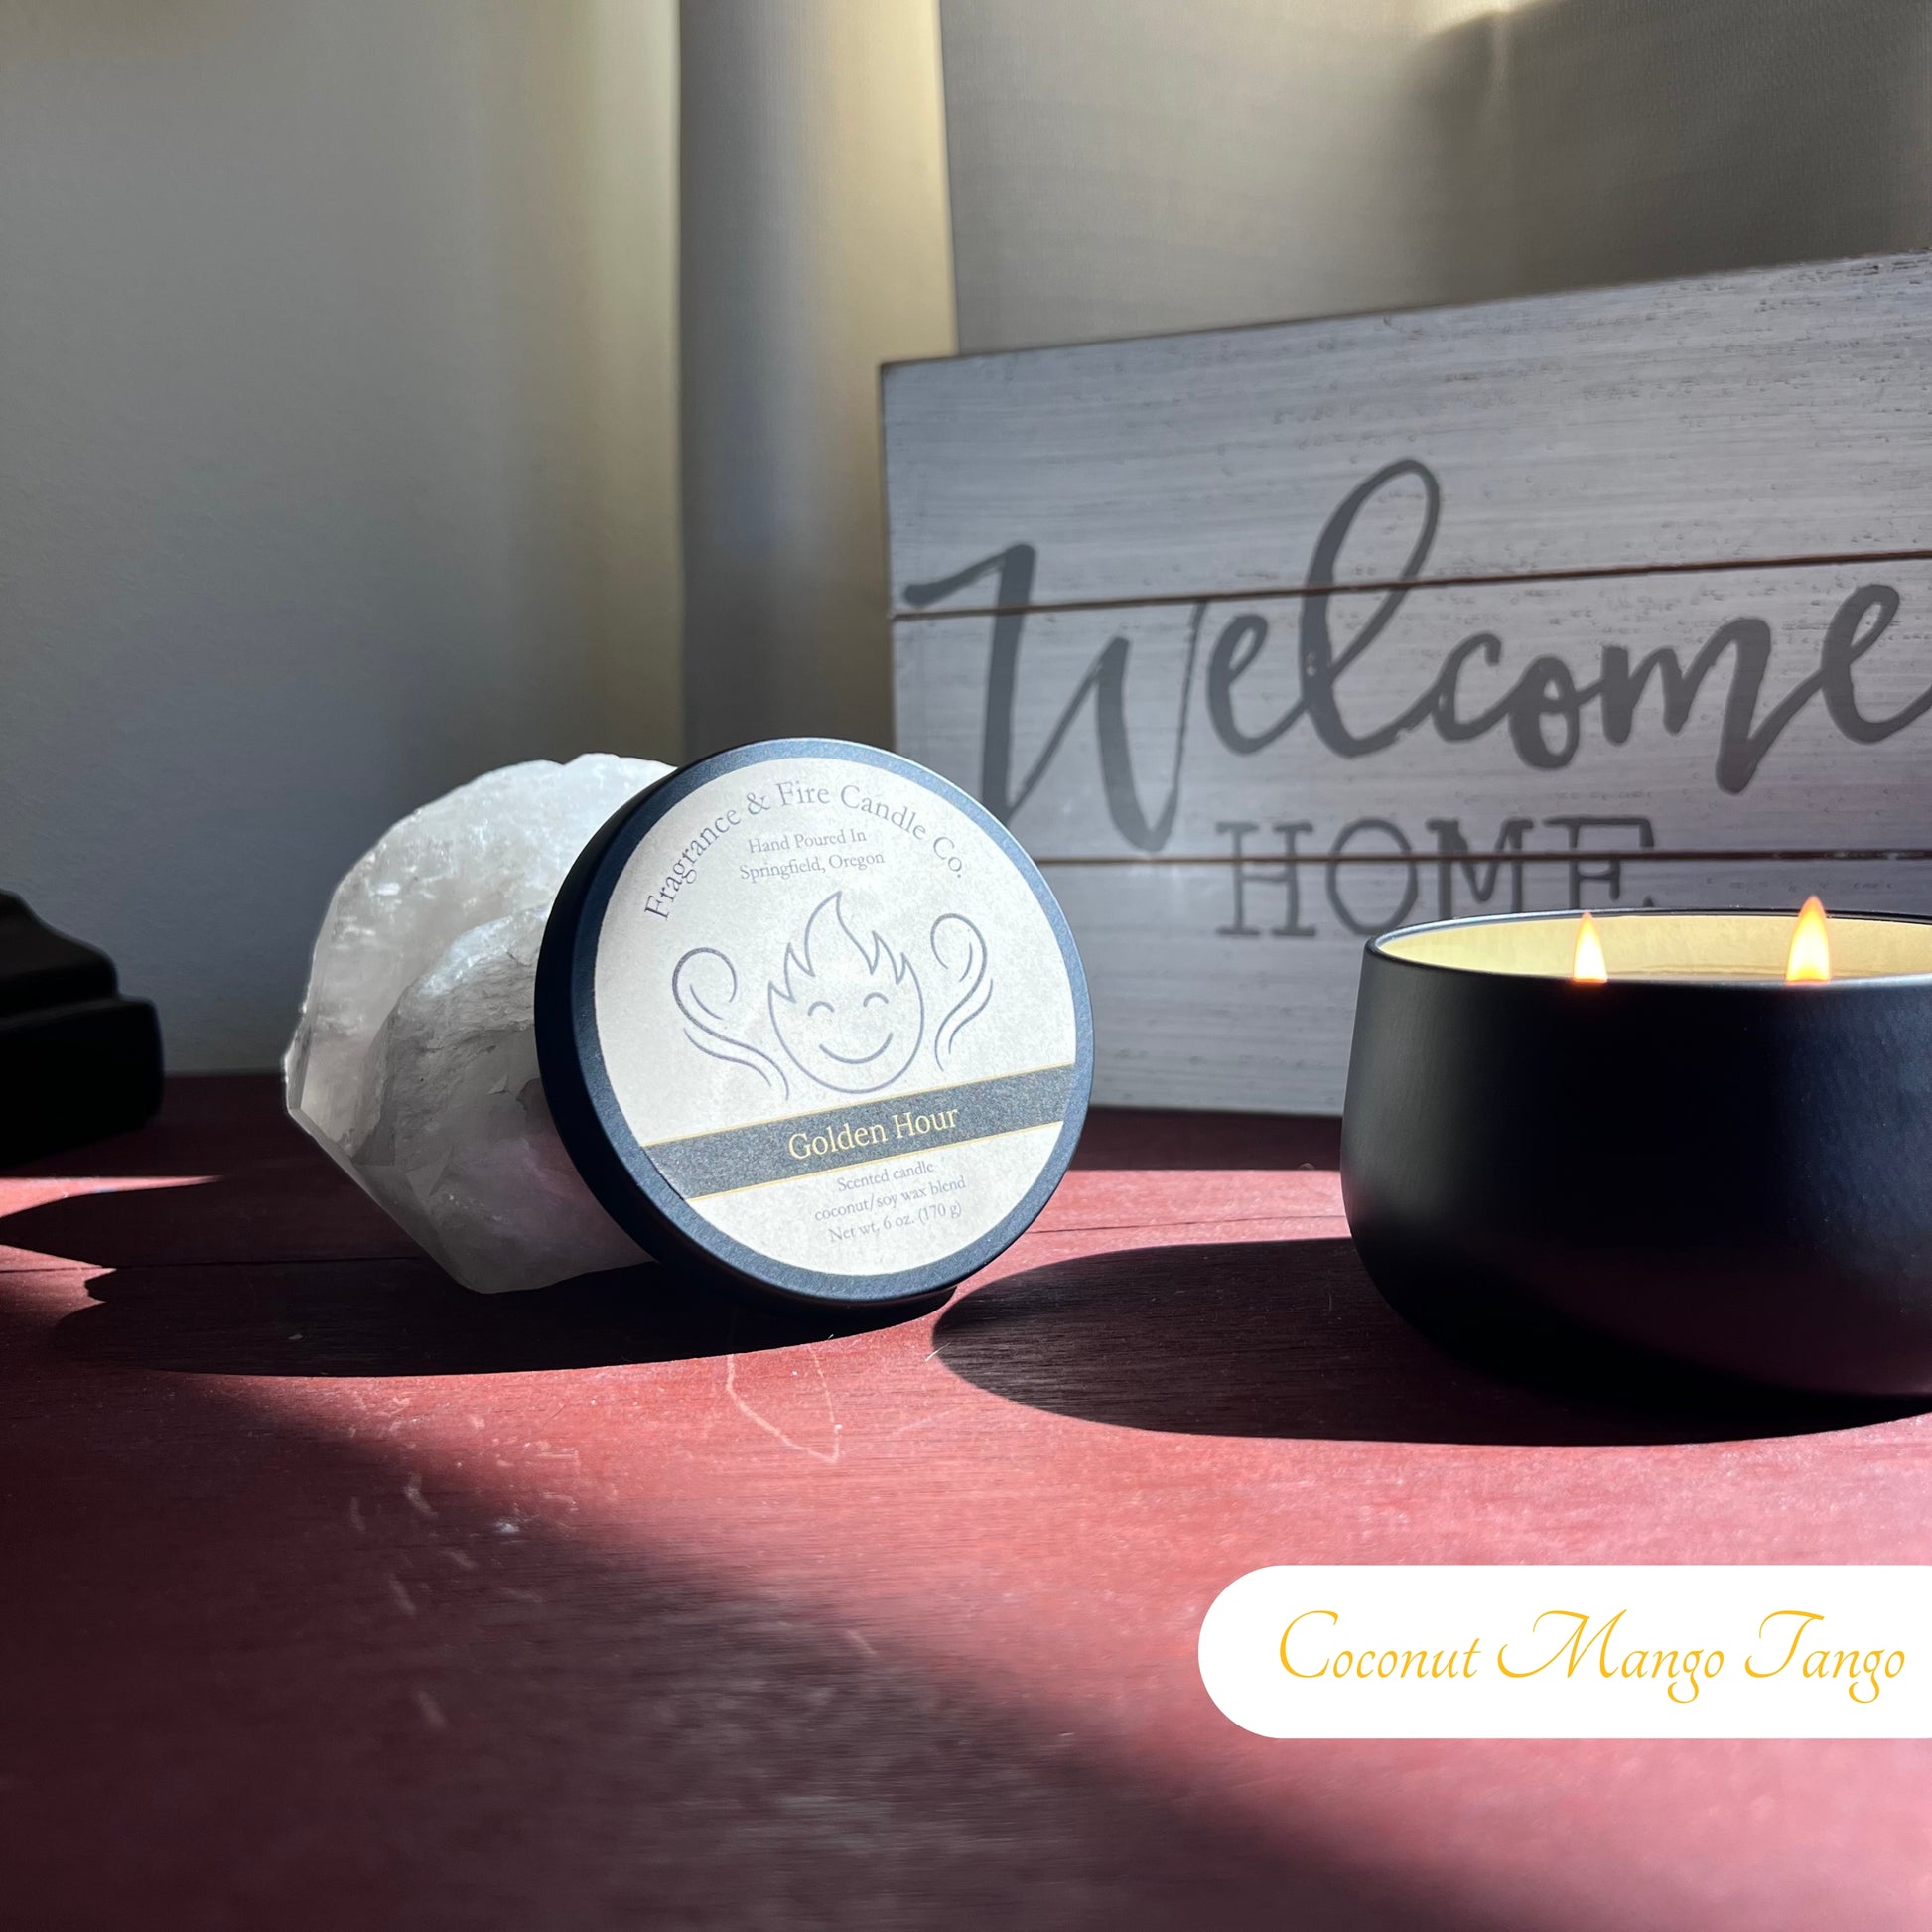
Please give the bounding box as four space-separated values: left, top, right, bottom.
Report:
1198 1567 1932 1738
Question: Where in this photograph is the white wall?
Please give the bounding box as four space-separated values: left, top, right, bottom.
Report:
0 1 682 1068
937 0 1932 354
1413 0 1932 305
937 0 1430 354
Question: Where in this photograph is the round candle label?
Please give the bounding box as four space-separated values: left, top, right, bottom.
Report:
537 741 1092 1303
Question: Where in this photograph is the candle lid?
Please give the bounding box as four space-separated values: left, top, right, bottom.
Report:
536 739 1093 1305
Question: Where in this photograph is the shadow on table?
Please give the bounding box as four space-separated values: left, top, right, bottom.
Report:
0 1291 1514 1932
935 1239 1928 1447
51 1259 942 1377
10 1176 937 1377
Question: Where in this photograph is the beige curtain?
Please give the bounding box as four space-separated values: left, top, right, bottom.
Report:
678 0 956 756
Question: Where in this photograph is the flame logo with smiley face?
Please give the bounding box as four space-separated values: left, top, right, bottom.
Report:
671 891 990 1103
768 894 924 1094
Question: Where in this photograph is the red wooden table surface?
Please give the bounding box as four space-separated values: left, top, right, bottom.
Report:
3 1076 1929 1929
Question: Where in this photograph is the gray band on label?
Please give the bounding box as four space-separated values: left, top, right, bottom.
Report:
645 1064 1076 1200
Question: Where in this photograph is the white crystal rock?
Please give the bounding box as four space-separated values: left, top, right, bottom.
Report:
285 754 673 1293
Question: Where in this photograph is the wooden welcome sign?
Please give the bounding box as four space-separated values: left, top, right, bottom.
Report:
882 252 1932 1112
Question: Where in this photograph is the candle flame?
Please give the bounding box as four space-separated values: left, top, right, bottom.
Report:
1571 910 1607 983
1785 896 1832 983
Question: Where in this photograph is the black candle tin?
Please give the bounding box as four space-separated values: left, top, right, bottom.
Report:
1341 908 1932 1396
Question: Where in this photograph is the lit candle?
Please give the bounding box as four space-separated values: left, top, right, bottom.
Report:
1785 896 1831 983
1570 910 1607 984
1342 899 1932 1396
1380 900 1907 985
